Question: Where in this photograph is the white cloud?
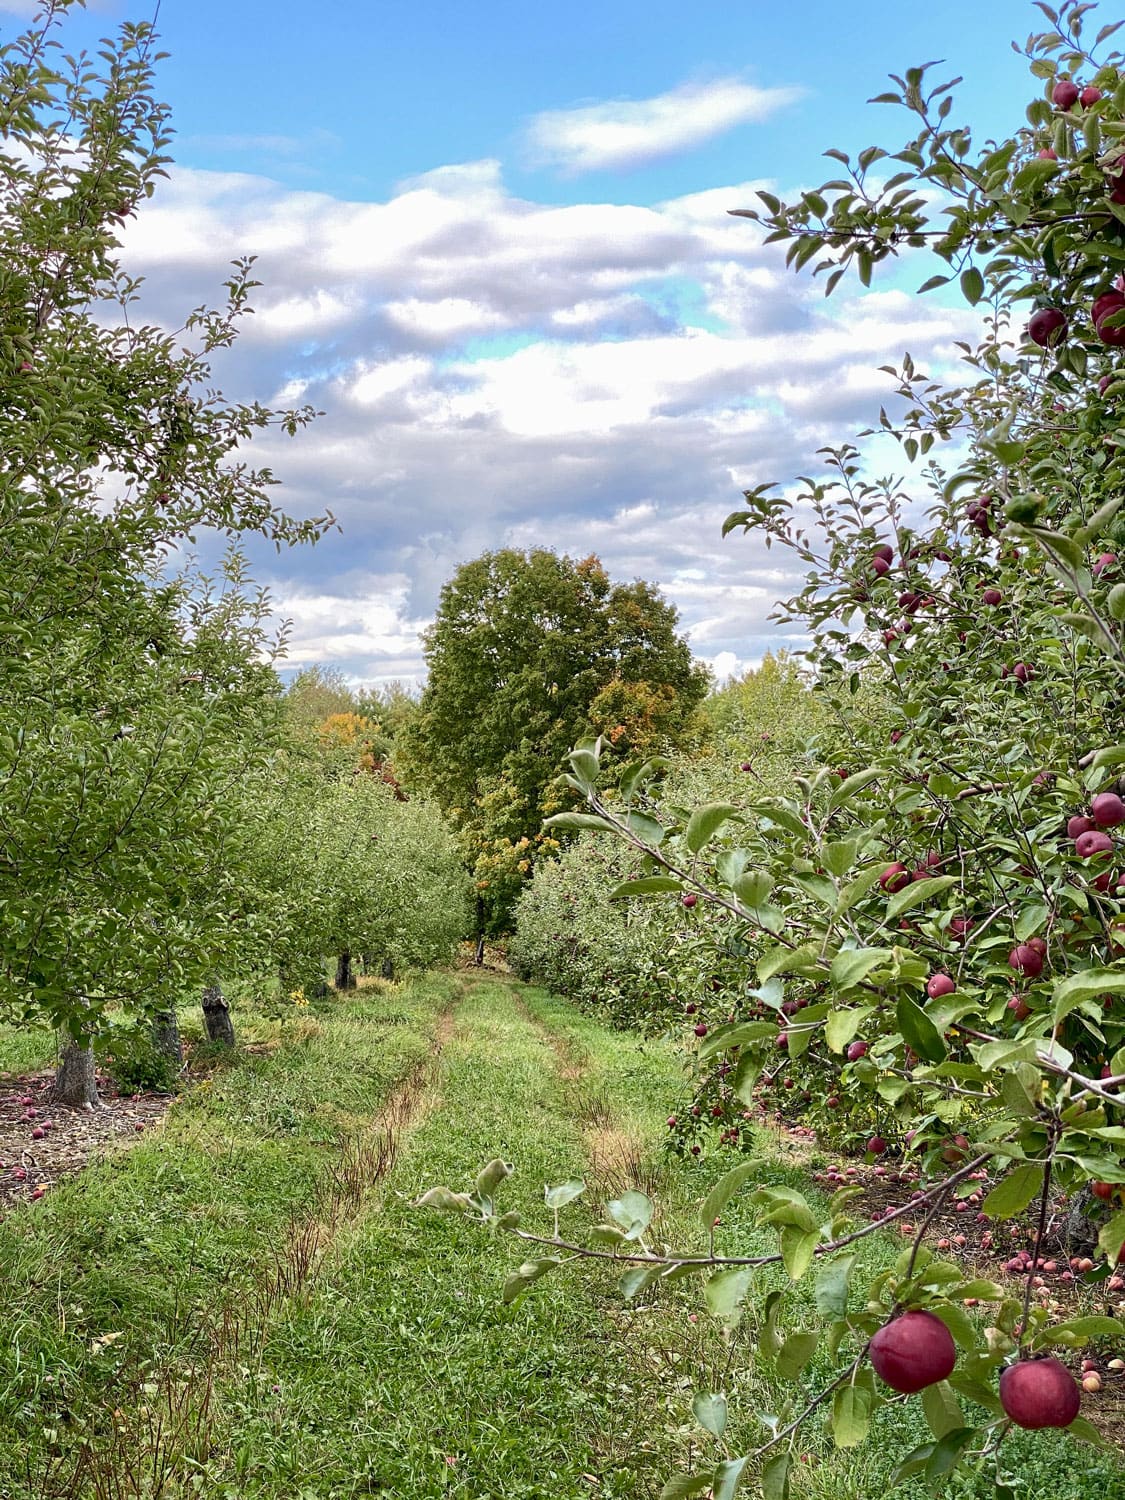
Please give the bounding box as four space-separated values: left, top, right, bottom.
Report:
524 77 803 175
108 155 981 687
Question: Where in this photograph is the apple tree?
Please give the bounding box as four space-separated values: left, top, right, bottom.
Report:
0 1 330 1099
420 4 1125 1493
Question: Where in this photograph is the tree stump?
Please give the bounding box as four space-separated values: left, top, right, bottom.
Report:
202 983 235 1048
335 950 356 990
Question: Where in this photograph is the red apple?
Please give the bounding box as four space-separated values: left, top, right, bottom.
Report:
1091 792 1125 828
847 1040 868 1062
869 1310 957 1393
880 862 910 893
1052 79 1080 110
1009 944 1044 978
1028 308 1068 347
682 893 697 908
981 587 1003 606
926 973 956 999
1037 147 1058 160
867 1135 887 1155
1081 85 1103 106
1076 829 1115 859
1093 552 1117 576
1008 996 1031 1020
999 1357 1081 1429
1068 815 1096 839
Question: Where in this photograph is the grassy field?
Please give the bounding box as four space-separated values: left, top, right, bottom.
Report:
0 974 1118 1499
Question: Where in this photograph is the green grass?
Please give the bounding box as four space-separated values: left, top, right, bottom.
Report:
0 976 454 1498
0 973 1119 1500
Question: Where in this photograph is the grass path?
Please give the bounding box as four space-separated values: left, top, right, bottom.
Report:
0 973 1119 1499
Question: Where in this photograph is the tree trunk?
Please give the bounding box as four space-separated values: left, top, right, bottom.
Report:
335 949 356 990
150 1008 183 1073
54 1027 100 1108
201 982 235 1048
474 894 486 966
381 956 394 980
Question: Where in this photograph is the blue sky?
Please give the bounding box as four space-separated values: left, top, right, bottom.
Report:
4 0 1056 682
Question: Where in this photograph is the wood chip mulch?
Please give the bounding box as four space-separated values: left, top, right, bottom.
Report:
0 1070 171 1215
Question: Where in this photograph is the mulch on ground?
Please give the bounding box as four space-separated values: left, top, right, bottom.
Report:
0 1069 170 1214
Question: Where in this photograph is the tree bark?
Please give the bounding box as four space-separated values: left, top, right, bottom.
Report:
474 894 486 966
335 949 356 990
381 956 394 980
54 1027 100 1108
150 1008 183 1073
201 982 235 1048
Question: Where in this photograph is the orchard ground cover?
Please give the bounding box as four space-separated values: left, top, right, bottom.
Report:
3 970 1118 1496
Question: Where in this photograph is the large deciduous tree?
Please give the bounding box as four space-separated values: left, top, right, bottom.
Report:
404 548 708 929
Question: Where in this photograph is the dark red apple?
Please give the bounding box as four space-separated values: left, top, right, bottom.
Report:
981 587 1003 606
872 554 891 576
682 893 698 908
1052 79 1080 110
1009 944 1044 978
847 1040 868 1062
1008 995 1031 1021
880 862 910 893
1081 85 1103 107
874 544 894 564
1091 792 1125 828
1028 308 1068 347
1076 829 1115 859
867 1135 887 1155
926 973 956 999
1068 814 1096 840
999 1357 1081 1429
869 1310 957 1393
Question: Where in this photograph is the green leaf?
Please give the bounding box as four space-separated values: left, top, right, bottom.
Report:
502 1257 561 1303
732 1052 763 1104
960 266 984 305
781 1226 819 1282
830 947 890 990
415 1186 474 1214
831 1384 873 1447
1068 1415 1109 1447
829 768 881 809
544 1179 585 1210
698 1020 778 1061
815 1253 858 1318
896 995 946 1064
887 875 959 920
1034 1315 1125 1349
761 1452 791 1500
692 1391 728 1438
475 1159 511 1196
711 1457 750 1500
825 1006 868 1053
543 812 617 834
982 1162 1044 1220
685 802 742 854
620 1264 664 1300
700 1162 759 1234
607 1190 654 1239
625 810 666 844
921 1380 964 1440
1052 968 1125 1025
659 1475 711 1500
776 1329 820 1379
1098 1209 1125 1267
704 1267 754 1323
609 876 683 899
758 943 822 983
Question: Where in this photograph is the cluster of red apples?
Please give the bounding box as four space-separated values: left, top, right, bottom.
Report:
870 1309 1081 1429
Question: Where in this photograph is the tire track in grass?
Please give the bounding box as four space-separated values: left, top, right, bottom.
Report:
4 978 460 1500
200 974 689 1500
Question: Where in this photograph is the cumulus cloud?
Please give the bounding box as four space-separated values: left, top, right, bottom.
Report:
524 77 804 174
109 155 980 689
